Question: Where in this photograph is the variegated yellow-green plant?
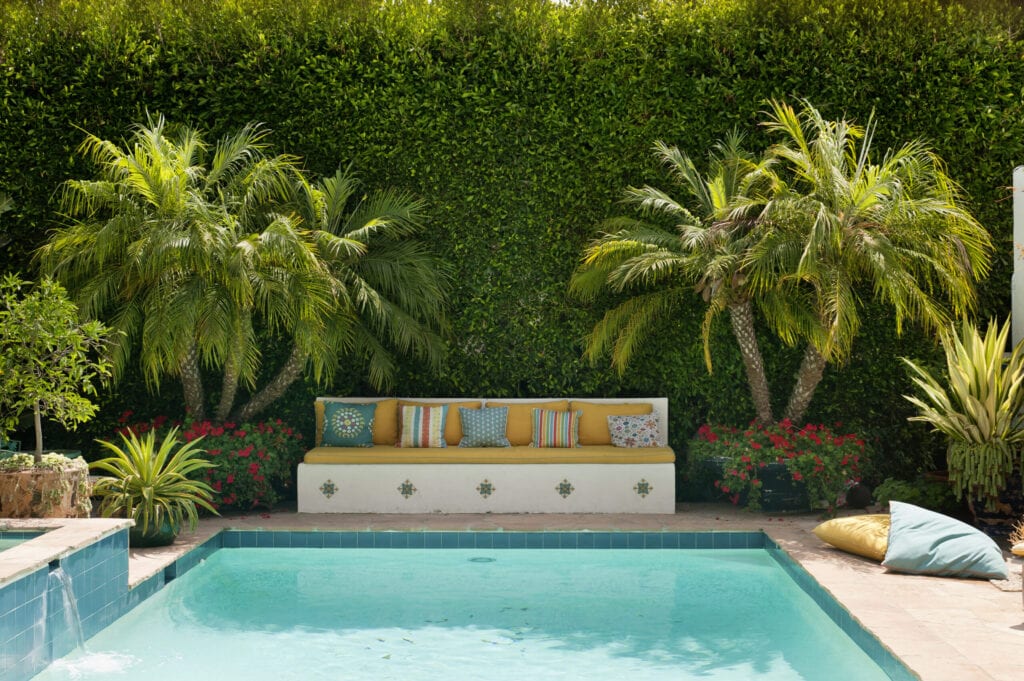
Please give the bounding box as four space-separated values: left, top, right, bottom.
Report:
903 318 1024 510
91 427 218 537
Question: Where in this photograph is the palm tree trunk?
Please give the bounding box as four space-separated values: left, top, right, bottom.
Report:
728 301 774 424
783 344 827 424
179 342 207 421
215 354 241 423
232 345 307 423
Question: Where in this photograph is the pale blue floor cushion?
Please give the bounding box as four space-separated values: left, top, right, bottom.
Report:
882 501 1008 580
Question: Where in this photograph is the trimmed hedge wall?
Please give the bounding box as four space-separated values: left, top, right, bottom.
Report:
2 0 1022 482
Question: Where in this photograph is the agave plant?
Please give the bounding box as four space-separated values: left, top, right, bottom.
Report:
903 318 1024 509
91 427 218 544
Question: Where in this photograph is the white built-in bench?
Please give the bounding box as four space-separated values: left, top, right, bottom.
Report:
297 397 676 514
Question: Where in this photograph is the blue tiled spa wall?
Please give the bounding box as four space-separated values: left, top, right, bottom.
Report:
0 529 129 681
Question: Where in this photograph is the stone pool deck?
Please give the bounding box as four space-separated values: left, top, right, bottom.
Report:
126 503 1024 681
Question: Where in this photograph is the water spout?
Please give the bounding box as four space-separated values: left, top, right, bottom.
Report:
47 566 85 654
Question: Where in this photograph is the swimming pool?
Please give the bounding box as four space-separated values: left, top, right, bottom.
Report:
32 535 913 680
0 531 43 553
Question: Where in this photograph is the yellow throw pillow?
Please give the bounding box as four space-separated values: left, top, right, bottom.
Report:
812 514 891 562
569 401 653 446
487 400 569 446
399 400 481 446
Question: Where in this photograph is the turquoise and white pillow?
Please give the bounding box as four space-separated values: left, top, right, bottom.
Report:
322 402 376 447
459 407 511 447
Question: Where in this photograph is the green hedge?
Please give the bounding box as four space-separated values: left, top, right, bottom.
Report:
2 0 1021 484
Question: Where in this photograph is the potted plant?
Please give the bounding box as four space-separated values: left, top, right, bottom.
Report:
91 427 219 547
903 318 1024 521
0 275 112 517
687 421 867 515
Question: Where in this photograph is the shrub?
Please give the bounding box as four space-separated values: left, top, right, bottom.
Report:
689 421 868 515
873 476 961 516
116 413 305 511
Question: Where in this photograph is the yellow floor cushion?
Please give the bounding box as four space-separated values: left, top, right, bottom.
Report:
487 400 569 446
812 514 891 562
569 401 653 445
303 444 675 465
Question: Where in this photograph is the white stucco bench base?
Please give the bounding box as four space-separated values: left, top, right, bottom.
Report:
297 462 676 514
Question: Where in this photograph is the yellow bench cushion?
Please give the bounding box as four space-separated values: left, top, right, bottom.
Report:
315 399 399 446
569 401 654 445
303 444 675 465
487 400 568 446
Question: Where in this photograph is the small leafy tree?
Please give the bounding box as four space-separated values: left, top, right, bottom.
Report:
0 276 113 463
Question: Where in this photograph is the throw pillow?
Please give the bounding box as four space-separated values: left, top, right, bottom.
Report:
812 515 891 562
882 501 1008 579
322 402 376 447
459 407 511 448
487 400 569 446
399 404 448 448
530 408 581 448
607 414 662 448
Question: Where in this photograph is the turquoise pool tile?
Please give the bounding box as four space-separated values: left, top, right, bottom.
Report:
375 533 393 548
439 532 459 548
322 533 341 548
256 532 274 548
508 533 526 549
578 533 595 549
542 533 561 548
525 533 543 549
457 533 476 549
221 532 241 548
239 532 257 548
662 533 680 549
559 533 578 549
424 533 442 549
643 533 663 549
626 533 644 549
609 533 627 549
289 532 309 548
695 533 713 549
357 532 375 548
474 533 493 549
590 533 611 549
390 532 409 549
339 532 358 548
489 533 508 549
406 532 425 549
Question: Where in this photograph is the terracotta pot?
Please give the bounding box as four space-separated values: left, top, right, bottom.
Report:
0 459 91 518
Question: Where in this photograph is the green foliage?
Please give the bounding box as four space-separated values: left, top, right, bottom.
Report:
90 426 218 536
0 275 113 460
1 0 1022 479
873 475 961 516
903 318 1024 507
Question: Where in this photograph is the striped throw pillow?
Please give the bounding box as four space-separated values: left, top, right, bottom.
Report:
399 405 448 448
530 408 581 448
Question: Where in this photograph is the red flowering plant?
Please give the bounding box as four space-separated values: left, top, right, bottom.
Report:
115 412 305 511
687 420 868 515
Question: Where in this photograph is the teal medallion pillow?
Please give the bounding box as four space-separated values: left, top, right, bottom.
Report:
882 501 1008 579
322 402 376 447
459 407 511 448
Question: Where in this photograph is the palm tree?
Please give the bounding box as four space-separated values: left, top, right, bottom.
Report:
755 100 993 423
38 117 448 423
570 134 780 423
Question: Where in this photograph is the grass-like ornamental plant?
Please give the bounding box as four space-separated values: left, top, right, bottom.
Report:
903 318 1024 510
91 427 218 543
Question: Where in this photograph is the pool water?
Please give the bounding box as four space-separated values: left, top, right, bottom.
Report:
0 533 41 552
36 548 893 680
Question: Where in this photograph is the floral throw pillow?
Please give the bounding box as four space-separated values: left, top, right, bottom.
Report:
607 415 662 448
459 406 511 447
322 402 376 447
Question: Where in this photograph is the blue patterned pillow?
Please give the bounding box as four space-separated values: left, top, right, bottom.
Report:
322 402 376 447
459 407 511 447
607 415 663 448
